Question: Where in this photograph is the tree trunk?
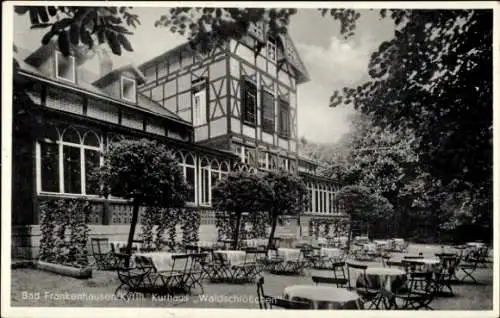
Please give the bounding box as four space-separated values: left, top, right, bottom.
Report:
125 202 140 266
346 216 352 253
232 211 242 250
267 214 278 250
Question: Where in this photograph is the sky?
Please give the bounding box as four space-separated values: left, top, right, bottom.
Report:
13 7 396 144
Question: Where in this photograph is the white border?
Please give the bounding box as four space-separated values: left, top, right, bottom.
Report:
2 2 499 318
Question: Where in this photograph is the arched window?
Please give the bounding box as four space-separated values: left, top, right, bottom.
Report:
39 126 60 192
179 151 196 203
38 126 102 195
220 161 230 179
199 157 211 206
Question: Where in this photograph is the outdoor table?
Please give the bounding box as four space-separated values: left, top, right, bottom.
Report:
364 267 407 292
196 241 217 248
320 247 342 259
274 248 301 261
466 242 485 249
110 241 142 253
283 285 363 309
245 238 268 248
403 258 441 273
316 237 328 246
364 243 377 252
214 250 246 265
134 252 188 272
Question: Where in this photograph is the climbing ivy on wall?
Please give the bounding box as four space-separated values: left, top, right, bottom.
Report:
39 199 91 268
181 208 201 247
140 206 181 251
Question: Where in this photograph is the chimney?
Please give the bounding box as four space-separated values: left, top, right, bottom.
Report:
98 48 113 76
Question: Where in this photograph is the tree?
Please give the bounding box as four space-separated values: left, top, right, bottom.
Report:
329 10 493 237
91 139 188 259
16 6 493 239
263 170 308 249
212 171 272 249
336 185 393 250
14 6 139 56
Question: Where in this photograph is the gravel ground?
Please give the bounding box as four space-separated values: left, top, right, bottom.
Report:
10 244 494 310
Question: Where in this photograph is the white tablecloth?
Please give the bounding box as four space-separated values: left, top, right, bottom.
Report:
404 258 442 273
320 247 342 258
110 241 142 252
363 243 377 252
365 267 406 292
466 242 485 248
245 239 268 248
277 248 301 261
135 252 187 272
214 250 246 265
284 285 362 309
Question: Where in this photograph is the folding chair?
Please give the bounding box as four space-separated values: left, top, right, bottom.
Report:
393 272 437 310
459 256 480 284
331 260 348 285
346 262 379 309
114 254 152 300
184 253 207 294
256 276 311 309
90 238 117 270
312 275 349 288
434 255 461 295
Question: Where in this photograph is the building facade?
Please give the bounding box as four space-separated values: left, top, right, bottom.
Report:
12 25 347 259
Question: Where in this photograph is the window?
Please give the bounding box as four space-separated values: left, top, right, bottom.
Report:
261 89 275 134
242 79 257 125
55 51 76 83
199 158 211 206
192 80 207 126
258 151 268 170
178 153 197 203
267 38 277 61
37 127 102 195
243 147 256 166
278 98 290 138
121 77 136 102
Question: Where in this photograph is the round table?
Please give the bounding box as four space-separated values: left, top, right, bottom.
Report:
403 258 441 273
284 285 362 309
320 247 342 258
273 248 301 261
364 267 407 292
214 250 246 265
466 242 485 249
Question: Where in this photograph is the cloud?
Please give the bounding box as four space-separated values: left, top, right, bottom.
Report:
295 35 385 143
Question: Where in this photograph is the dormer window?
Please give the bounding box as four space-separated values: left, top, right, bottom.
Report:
55 51 76 83
121 76 136 103
267 38 277 62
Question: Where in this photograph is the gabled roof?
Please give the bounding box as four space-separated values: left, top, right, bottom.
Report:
92 64 146 87
15 45 189 126
24 40 88 67
247 21 310 84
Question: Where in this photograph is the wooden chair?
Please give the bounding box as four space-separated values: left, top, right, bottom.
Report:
256 276 311 310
